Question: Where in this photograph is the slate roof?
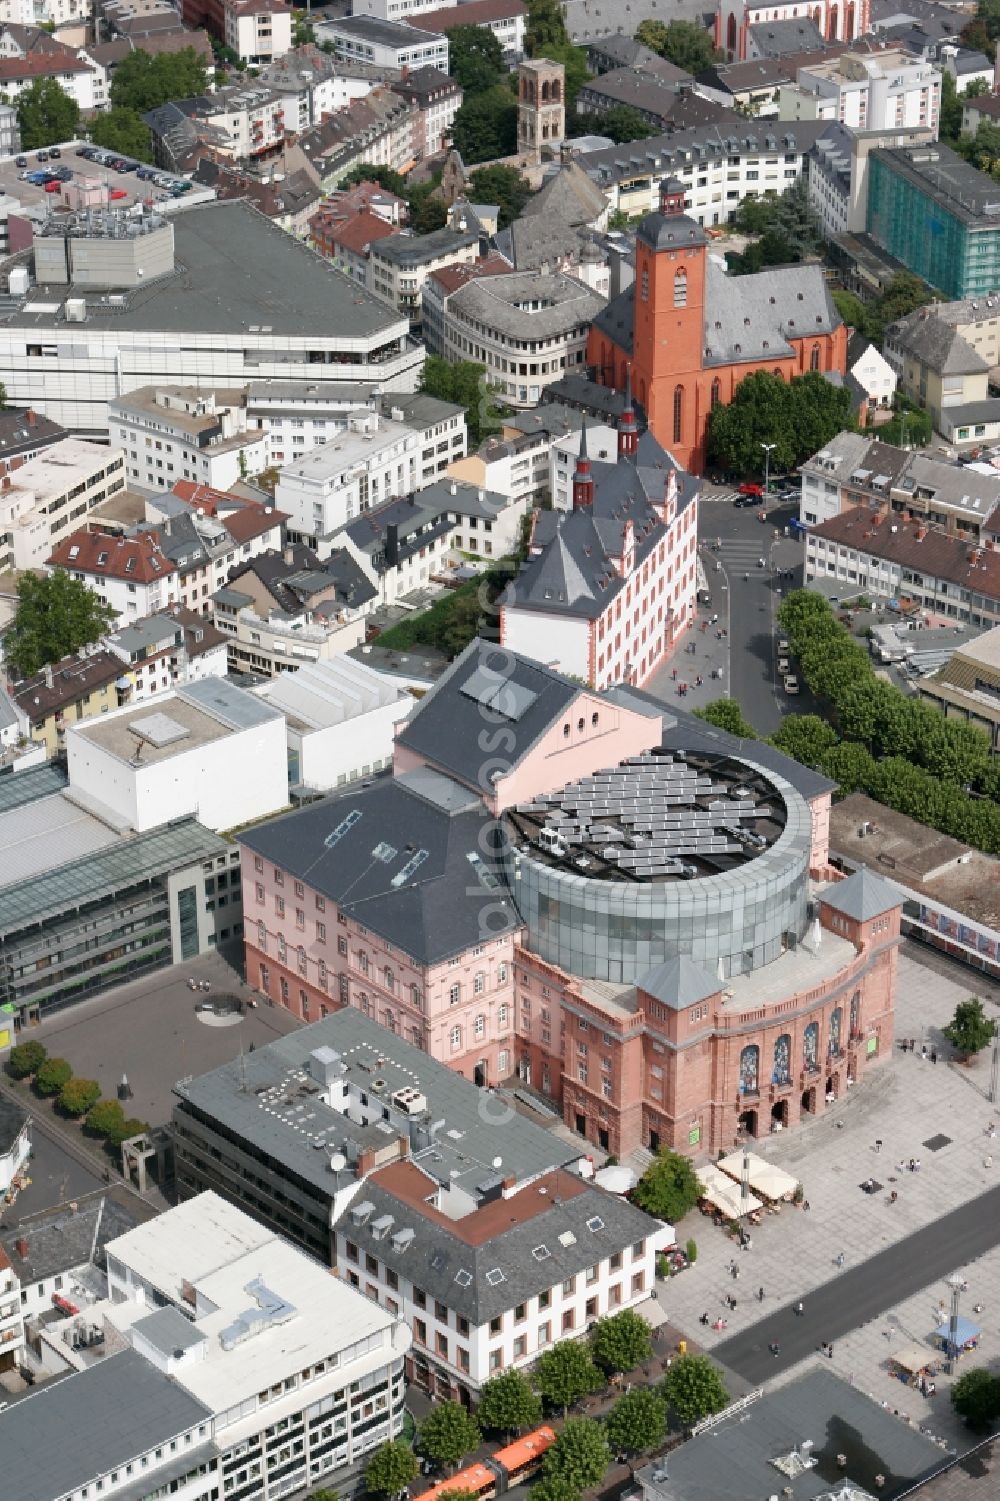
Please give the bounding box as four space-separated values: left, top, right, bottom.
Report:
889 311 987 376
580 119 830 189
585 32 663 70
446 270 606 340
394 637 581 791
0 1350 212 1501
809 509 1000 598
638 955 719 1010
352 1160 656 1323
748 16 826 54
703 259 841 365
820 866 903 921
519 161 608 228
226 544 375 614
371 227 478 267
240 773 518 962
13 652 123 720
1 1194 140 1283
637 1365 945 1501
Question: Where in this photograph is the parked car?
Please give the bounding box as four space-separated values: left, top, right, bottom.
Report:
36 149 49 162
48 146 61 159
54 167 72 180
783 674 800 694
44 180 62 193
14 154 26 167
777 637 790 654
75 145 92 158
777 656 790 675
109 187 128 200
135 164 157 179
27 172 50 185
738 481 764 498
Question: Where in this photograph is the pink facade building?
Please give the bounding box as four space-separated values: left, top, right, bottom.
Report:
716 0 869 60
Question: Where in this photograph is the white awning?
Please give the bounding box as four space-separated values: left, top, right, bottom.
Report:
716 1150 799 1203
696 1164 763 1219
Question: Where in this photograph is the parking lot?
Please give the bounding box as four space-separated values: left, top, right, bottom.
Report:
0 141 196 214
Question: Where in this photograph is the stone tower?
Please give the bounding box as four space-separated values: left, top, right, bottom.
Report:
517 58 565 162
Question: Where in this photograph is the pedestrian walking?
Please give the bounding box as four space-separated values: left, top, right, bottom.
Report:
757 1286 765 1302
795 1301 804 1317
875 1139 882 1153
986 1155 993 1168
770 1342 780 1358
827 1344 834 1359
931 1050 937 1064
732 1264 740 1281
672 667 678 680
835 1251 845 1268
820 1342 829 1358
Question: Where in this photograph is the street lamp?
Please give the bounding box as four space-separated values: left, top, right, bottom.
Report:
945 1272 965 1374
761 442 776 498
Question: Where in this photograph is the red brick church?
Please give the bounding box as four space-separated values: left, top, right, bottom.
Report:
586 178 848 474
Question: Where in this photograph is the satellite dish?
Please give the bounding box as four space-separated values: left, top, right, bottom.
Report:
492 1156 503 1169
330 1152 347 1173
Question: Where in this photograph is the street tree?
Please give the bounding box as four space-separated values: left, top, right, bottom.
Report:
34 1058 72 1098
636 20 720 73
769 714 838 768
542 1418 611 1492
529 1478 580 1501
944 998 996 1058
7 1041 47 1079
420 355 503 447
452 86 518 164
535 1341 602 1415
16 77 80 149
85 1099 127 1139
469 164 533 228
89 107 154 162
951 1366 1000 1428
571 106 651 143
526 0 568 54
110 47 209 112
633 1147 701 1223
448 25 505 92
365 1441 419 1498
590 1309 653 1375
342 163 407 197
6 571 117 680
604 1389 667 1462
418 1402 480 1473
694 699 758 739
58 1078 101 1117
476 1370 542 1437
661 1354 729 1428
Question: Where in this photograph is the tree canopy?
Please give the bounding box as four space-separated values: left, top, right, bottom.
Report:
452 85 518 164
448 25 506 93
469 165 533 229
542 1418 610 1492
365 1440 419 1498
16 78 79 150
661 1354 729 1427
707 370 855 477
35 1057 72 1098
694 699 758 739
526 0 569 54
6 572 117 680
944 998 996 1058
476 1369 542 1437
7 1041 47 1079
769 714 838 767
727 178 822 273
110 47 209 112
951 1366 1000 1428
633 1147 701 1223
418 1402 480 1473
570 105 652 143
420 354 504 448
58 1078 101 1118
636 20 720 75
535 1340 602 1414
89 107 153 162
604 1389 667 1460
590 1309 653 1375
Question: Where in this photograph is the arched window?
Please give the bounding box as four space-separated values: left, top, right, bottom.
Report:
674 268 687 308
810 342 821 371
774 367 783 378
474 971 486 995
773 1033 791 1085
474 1014 486 1038
450 1025 462 1049
739 1044 760 1096
384 966 395 992
828 3 839 39
828 1007 843 1057
727 12 736 52
710 377 721 409
673 384 683 443
850 990 861 1038
803 1022 819 1071
541 80 550 102
552 79 561 102
846 0 855 33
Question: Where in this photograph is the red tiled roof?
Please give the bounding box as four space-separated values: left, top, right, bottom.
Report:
13 650 123 716
48 528 176 584
410 0 525 30
316 208 398 255
369 1162 587 1245
169 481 289 543
427 252 510 296
809 510 1000 601
0 52 94 77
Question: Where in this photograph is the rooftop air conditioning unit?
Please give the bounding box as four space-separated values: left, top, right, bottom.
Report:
392 1085 427 1116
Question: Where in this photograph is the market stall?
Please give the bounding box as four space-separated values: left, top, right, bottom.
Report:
933 1318 980 1359
696 1164 763 1220
717 1150 798 1203
888 1344 939 1389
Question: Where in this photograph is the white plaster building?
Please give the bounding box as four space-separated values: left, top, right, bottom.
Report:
847 332 897 409
144 486 287 619
315 14 448 74
0 1245 25 1375
276 409 421 540
549 421 620 509
47 530 178 626
224 0 293 66
257 655 414 791
0 439 126 573
105 609 230 702
0 1099 30 1208
0 1191 410 1501
109 387 269 493
245 381 378 466
66 680 288 833
779 50 940 133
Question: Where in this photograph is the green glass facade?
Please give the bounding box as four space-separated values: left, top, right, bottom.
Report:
868 155 1000 301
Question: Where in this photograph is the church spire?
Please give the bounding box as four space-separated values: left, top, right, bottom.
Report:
618 366 638 459
572 415 594 510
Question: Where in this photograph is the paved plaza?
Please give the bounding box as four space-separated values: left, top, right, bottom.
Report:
651 943 1000 1448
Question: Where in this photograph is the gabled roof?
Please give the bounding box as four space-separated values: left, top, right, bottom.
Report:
890 310 988 376
820 866 902 921
520 160 609 228
48 529 176 584
320 207 404 254
637 955 719 1010
13 651 125 718
409 0 525 31
394 638 582 791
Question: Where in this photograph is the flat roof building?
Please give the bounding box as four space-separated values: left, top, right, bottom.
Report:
868 143 1000 300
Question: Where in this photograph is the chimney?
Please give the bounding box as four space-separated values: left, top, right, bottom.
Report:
15 1236 28 1257
26 408 36 427
43 665 53 690
618 364 638 459
572 416 594 510
385 522 399 568
916 524 927 541
284 544 295 565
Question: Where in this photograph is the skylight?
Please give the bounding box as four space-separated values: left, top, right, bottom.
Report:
455 1269 473 1287
586 1216 605 1233
532 1245 551 1261
485 1268 505 1286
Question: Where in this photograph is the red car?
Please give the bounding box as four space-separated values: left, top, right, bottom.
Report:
44 180 61 194
52 1293 79 1315
109 188 128 201
738 481 764 498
